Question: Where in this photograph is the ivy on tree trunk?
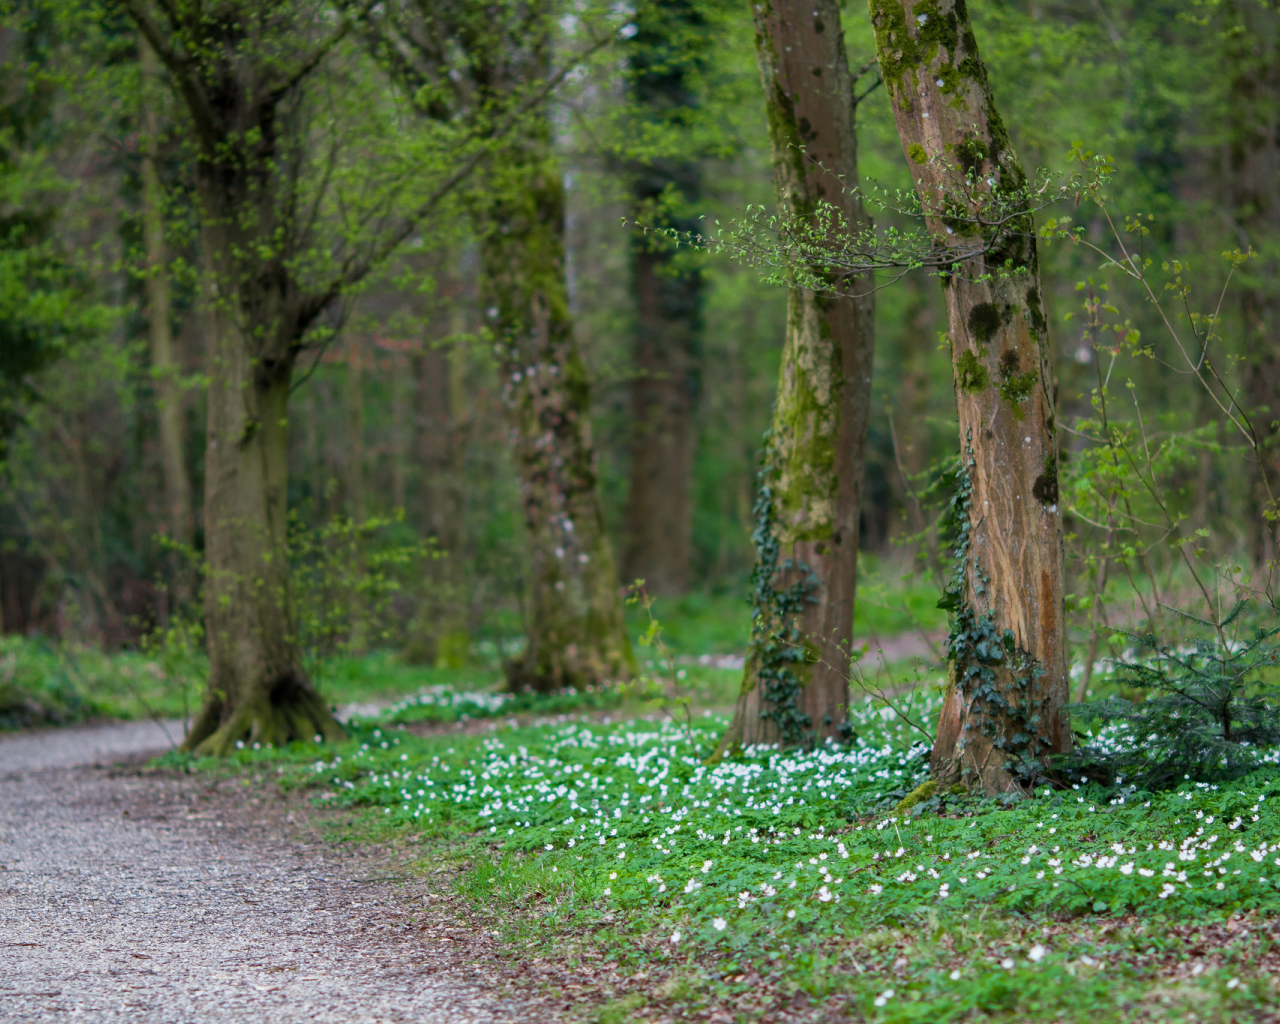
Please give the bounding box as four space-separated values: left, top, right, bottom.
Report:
720 0 876 752
867 0 1070 793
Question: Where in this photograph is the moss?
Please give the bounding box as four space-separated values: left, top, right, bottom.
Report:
893 778 938 815
1033 449 1059 505
934 61 961 96
955 348 989 393
868 0 958 95
955 136 990 178
967 301 1003 344
996 349 1037 419
906 142 928 164
1025 287 1047 335
771 300 840 544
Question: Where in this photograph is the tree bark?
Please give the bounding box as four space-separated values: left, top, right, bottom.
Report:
186 246 344 753
719 0 876 751
866 0 1069 792
138 36 193 552
477 144 634 692
403 312 469 667
1227 0 1280 570
891 273 933 538
622 0 707 597
123 3 353 755
344 336 366 525
624 243 701 597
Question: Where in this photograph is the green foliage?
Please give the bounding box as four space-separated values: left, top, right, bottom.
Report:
625 580 698 744
1067 605 1280 789
0 4 112 458
213 692 1280 1020
741 452 818 746
0 634 189 726
287 509 435 684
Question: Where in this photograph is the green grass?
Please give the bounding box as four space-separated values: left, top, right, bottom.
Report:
0 639 511 729
0 636 196 727
0 561 954 732
172 690 1280 1022
310 651 504 707
628 561 949 658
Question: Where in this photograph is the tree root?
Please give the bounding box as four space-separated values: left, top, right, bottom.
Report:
184 678 346 756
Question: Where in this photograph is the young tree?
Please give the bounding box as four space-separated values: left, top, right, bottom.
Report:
718 0 876 750
123 0 477 751
621 0 708 597
867 0 1070 792
361 0 634 691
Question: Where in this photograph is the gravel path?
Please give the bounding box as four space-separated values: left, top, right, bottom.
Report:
0 723 527 1023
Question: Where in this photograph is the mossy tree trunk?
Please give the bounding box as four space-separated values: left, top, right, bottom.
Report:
477 143 634 692
188 242 344 754
1228 0 1280 571
126 0 404 754
867 0 1069 792
353 0 634 689
622 0 707 598
720 0 876 751
138 36 193 555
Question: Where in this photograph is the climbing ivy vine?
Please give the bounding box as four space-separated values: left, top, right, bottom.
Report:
744 444 819 747
939 437 1049 784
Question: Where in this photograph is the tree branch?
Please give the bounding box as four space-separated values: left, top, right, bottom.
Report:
267 0 383 105
118 0 221 151
294 32 612 333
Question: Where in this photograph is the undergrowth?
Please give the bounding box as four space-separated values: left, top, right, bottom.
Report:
171 693 1280 1022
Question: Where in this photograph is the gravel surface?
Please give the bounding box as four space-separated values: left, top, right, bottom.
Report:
0 723 529 1023
0 719 187 773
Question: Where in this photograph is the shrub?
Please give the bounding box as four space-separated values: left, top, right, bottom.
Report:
1065 602 1280 789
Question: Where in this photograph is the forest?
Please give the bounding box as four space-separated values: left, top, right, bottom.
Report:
1 0 1279 1021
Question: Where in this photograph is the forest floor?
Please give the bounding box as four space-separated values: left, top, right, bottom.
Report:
0 720 577 1023
5 706 1280 1023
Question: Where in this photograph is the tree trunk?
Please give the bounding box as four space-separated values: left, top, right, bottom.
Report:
138 36 193 552
624 242 701 597
390 346 408 510
185 261 345 753
344 336 366 525
1228 0 1280 570
622 0 707 597
891 273 933 538
720 0 876 751
477 146 634 692
403 318 468 667
867 0 1069 792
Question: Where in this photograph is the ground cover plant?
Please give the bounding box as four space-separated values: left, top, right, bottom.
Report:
177 685 1280 1023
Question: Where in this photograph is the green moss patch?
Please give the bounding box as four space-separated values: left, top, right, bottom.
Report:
955 348 990 393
